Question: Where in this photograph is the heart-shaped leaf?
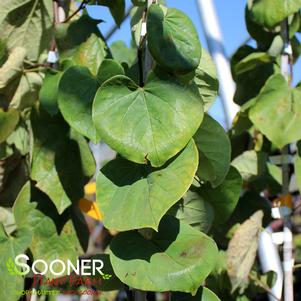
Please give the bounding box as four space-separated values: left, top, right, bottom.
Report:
0 108 19 143
110 215 218 293
147 4 201 73
199 166 242 225
194 114 231 188
249 74 301 148
58 66 100 144
96 140 198 231
92 73 203 167
171 287 221 301
249 0 301 28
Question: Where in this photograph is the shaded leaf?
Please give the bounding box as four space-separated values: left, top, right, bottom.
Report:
194 49 219 111
13 183 84 278
172 190 214 233
194 114 231 187
58 65 100 144
0 0 53 60
199 166 242 225
31 110 85 214
110 215 218 293
39 70 62 115
0 108 19 143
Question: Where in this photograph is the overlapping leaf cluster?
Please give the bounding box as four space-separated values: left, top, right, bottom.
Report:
0 0 248 300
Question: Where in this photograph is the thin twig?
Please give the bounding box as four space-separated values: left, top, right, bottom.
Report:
62 0 87 23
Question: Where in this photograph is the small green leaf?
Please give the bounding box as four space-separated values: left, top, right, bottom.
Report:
73 33 109 75
249 0 301 28
235 52 273 75
96 140 198 231
13 182 84 278
96 59 125 85
249 74 301 148
172 189 214 233
194 114 231 187
199 166 242 225
58 65 100 144
110 215 218 293
39 71 62 115
93 73 203 167
55 14 104 59
0 108 19 143
147 4 201 73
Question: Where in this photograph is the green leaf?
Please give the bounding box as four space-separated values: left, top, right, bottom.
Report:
249 74 301 148
0 47 26 90
70 129 96 179
194 114 231 187
92 73 203 167
110 215 218 293
147 4 201 73
199 166 242 225
231 45 279 105
6 122 30 156
172 189 214 233
194 49 219 111
234 52 273 75
0 0 53 60
231 150 267 181
73 33 109 75
96 59 125 85
171 287 221 301
0 108 19 143
31 110 85 214
8 71 43 110
249 0 301 28
39 71 62 115
227 211 263 293
98 0 125 27
0 224 32 301
110 41 136 67
58 66 100 144
55 14 104 59
13 182 84 278
96 140 198 231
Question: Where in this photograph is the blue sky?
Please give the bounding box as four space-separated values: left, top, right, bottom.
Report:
87 0 301 126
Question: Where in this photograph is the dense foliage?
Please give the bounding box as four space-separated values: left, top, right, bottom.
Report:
0 0 300 300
